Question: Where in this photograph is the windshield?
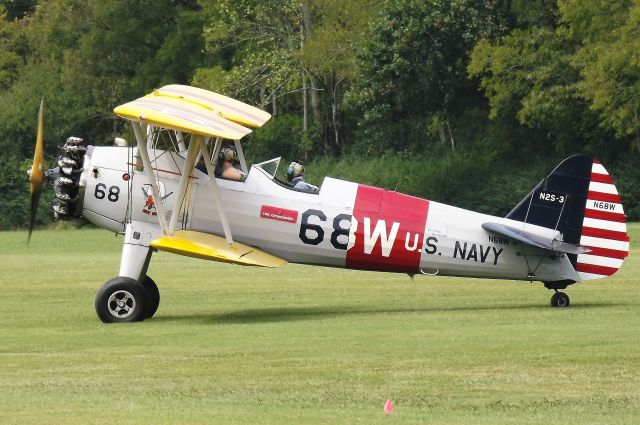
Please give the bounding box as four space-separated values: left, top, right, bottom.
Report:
254 157 281 179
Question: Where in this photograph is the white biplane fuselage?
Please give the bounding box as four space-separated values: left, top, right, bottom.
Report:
82 145 578 282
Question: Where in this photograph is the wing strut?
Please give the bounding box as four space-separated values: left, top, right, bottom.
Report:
132 122 169 235
234 139 248 174
133 125 235 244
167 134 200 235
199 136 234 245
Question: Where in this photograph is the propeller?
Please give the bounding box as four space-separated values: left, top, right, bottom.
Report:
28 98 45 243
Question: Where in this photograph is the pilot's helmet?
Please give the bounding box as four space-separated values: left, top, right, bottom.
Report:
221 147 235 161
286 161 304 182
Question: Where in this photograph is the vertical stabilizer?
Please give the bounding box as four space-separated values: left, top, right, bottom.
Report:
506 155 629 281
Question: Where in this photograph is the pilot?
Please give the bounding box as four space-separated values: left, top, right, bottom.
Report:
286 161 318 193
218 147 245 181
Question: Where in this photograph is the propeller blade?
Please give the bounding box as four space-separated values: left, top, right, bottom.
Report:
28 98 45 243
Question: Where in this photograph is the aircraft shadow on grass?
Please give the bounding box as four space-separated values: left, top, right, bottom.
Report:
152 302 622 325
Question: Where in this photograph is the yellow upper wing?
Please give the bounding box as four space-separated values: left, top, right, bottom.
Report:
154 85 271 128
113 85 271 139
114 94 252 140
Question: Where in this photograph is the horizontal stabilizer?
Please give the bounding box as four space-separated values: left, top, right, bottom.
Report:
150 230 287 268
482 222 591 255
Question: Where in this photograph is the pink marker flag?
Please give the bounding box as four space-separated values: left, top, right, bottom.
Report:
384 399 393 414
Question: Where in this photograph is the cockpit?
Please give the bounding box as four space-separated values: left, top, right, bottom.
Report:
145 127 318 194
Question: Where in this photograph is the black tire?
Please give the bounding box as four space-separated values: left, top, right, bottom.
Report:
140 275 160 319
550 291 570 308
95 277 147 323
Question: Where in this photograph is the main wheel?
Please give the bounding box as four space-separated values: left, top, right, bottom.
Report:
140 275 160 319
550 291 570 307
95 277 147 323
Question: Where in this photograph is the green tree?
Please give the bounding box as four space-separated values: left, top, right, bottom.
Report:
468 0 635 155
301 0 375 153
1 0 36 20
351 0 512 155
195 0 302 104
0 0 205 158
0 17 23 90
195 0 325 159
0 0 206 229
571 1 640 151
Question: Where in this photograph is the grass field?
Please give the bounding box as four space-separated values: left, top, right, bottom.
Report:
1 225 639 424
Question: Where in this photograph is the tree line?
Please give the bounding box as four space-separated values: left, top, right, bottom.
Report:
1 0 639 230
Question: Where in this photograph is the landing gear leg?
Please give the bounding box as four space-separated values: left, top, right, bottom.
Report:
95 221 163 323
550 290 570 308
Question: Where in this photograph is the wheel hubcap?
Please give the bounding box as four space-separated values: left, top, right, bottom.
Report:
107 290 136 319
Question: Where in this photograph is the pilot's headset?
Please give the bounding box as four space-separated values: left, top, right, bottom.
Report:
218 147 235 162
286 161 305 182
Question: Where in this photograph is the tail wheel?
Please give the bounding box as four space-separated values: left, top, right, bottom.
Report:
550 291 570 308
96 277 147 323
141 275 160 319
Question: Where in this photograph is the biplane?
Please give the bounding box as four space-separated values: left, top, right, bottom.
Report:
28 85 629 323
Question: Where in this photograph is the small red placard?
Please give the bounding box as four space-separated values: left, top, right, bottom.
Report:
260 205 298 224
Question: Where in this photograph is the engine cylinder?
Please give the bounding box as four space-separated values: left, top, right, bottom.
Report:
46 136 87 220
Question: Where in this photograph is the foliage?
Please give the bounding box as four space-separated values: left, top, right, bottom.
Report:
245 113 304 163
0 0 208 230
0 0 36 19
0 156 50 230
610 154 640 221
573 1 640 145
469 0 640 154
197 0 302 103
1 0 640 230
349 0 512 155
300 0 376 152
301 0 372 80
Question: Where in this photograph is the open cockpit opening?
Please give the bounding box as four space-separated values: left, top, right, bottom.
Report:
255 157 319 194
